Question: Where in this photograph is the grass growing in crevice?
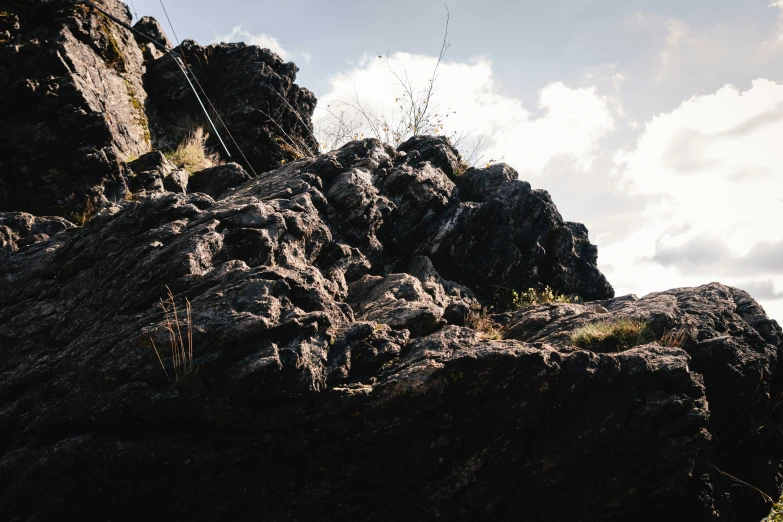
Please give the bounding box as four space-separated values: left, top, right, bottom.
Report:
491 285 577 313
165 127 221 174
570 318 652 352
149 286 197 385
658 328 688 348
466 307 504 340
570 319 692 353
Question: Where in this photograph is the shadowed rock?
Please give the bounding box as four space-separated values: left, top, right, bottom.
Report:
188 163 251 199
0 137 780 520
0 5 780 521
143 39 318 176
127 151 188 194
0 0 150 217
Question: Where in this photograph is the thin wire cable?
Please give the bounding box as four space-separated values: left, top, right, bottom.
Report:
157 0 182 47
77 0 233 158
157 0 260 175
179 53 260 176
128 0 139 21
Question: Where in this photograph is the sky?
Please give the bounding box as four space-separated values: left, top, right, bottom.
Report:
130 0 783 323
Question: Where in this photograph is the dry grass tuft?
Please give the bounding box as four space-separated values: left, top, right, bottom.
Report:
166 127 221 173
149 286 196 384
570 318 651 352
466 307 504 340
658 328 689 348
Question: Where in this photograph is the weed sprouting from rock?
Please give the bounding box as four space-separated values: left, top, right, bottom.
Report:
570 318 652 352
165 127 221 173
149 286 196 385
466 306 504 340
491 285 577 312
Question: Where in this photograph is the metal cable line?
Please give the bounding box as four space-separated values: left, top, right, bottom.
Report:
157 0 260 176
77 0 232 159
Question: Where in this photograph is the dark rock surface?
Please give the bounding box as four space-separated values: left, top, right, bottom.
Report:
456 162 519 202
0 1 317 220
187 162 252 199
0 133 780 521
127 151 188 194
132 15 171 50
143 39 319 176
503 284 783 518
0 211 74 262
0 0 150 218
0 3 781 521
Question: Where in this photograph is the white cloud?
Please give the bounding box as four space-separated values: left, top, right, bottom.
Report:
313 52 615 175
603 79 783 320
213 25 311 63
626 11 783 88
770 0 783 41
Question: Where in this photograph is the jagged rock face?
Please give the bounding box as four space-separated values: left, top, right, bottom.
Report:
127 150 188 194
306 137 614 301
503 285 783 518
132 15 171 51
143 39 319 176
0 4 781 520
0 0 150 218
187 163 252 199
0 3 318 220
0 133 781 520
0 211 74 262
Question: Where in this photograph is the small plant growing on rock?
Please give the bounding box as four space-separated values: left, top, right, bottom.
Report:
491 285 576 312
466 306 504 340
149 286 196 385
658 328 689 348
165 127 221 173
570 318 651 352
764 493 783 521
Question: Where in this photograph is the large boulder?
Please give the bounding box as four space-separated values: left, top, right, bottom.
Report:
187 162 252 200
502 284 783 519
297 137 613 302
0 211 75 262
143 39 318 176
127 151 188 194
0 0 150 218
0 133 780 520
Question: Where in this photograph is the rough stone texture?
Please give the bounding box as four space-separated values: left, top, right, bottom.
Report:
187 162 252 199
502 284 783 519
397 134 463 179
127 151 188 194
456 162 519 202
0 133 780 520
0 211 74 262
0 6 781 520
132 15 171 50
0 0 150 218
143 39 318 176
347 273 447 336
419 167 613 300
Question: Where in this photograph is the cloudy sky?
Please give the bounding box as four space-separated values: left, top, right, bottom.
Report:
132 0 783 322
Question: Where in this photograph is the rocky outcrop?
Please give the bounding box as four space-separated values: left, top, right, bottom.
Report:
187 162 251 199
0 0 150 218
0 132 780 520
143 39 319 176
502 284 783 518
0 211 74 262
0 3 781 521
127 151 188 194
0 1 318 219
